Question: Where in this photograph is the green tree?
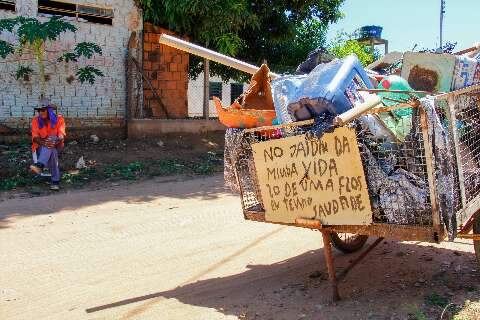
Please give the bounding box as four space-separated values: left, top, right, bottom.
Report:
136 0 344 81
0 16 104 98
328 31 378 66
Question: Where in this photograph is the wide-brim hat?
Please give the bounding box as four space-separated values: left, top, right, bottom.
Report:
33 97 58 111
34 105 58 111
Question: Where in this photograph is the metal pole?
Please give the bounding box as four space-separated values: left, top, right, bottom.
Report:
160 34 278 79
440 0 445 52
203 59 210 119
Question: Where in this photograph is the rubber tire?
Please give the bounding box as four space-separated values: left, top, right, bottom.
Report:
329 232 369 254
474 214 480 268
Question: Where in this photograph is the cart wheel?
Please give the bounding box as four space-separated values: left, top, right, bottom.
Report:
474 215 480 267
329 232 369 254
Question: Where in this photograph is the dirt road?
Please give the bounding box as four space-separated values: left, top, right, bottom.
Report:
1 175 479 320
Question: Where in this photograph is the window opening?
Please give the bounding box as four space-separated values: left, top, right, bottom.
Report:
38 0 114 25
230 83 244 104
209 82 222 100
0 0 15 12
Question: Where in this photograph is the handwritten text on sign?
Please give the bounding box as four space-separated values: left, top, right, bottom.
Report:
252 127 372 225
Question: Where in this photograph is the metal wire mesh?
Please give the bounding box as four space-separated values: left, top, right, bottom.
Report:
450 88 480 203
226 86 480 235
356 111 432 226
228 111 436 227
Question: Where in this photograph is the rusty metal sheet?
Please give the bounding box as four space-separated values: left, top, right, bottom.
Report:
401 52 456 93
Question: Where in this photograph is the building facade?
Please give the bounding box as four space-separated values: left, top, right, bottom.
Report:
0 0 142 132
187 73 246 118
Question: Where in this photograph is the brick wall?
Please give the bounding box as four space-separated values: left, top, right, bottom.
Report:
143 24 189 119
0 0 142 131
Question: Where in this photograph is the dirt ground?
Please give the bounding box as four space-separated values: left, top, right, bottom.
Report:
0 132 225 199
1 175 479 320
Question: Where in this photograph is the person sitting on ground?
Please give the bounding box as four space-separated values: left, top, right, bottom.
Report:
29 99 66 191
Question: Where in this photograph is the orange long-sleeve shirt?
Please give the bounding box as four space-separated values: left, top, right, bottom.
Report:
31 115 66 152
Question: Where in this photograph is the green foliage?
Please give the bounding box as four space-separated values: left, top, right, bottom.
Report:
424 293 449 308
74 42 102 59
0 40 14 59
58 52 78 63
0 17 20 32
328 32 378 67
0 144 223 192
58 43 103 62
137 0 345 80
103 161 145 180
77 66 104 84
0 16 77 46
15 65 33 80
405 304 427 320
267 18 328 74
0 16 103 93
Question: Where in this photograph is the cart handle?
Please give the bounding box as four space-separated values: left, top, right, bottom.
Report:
159 34 279 79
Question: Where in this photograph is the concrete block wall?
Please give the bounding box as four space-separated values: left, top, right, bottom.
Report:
0 0 142 130
143 24 189 119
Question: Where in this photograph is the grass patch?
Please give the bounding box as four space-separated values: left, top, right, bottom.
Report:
103 161 145 180
405 304 428 320
1 152 223 192
425 293 449 308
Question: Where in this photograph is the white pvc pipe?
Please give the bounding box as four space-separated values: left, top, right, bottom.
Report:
159 34 278 79
334 94 382 126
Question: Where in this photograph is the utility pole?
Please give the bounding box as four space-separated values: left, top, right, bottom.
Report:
439 0 446 52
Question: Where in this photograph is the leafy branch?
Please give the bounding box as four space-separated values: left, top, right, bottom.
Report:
0 16 104 95
0 40 14 59
77 66 104 84
15 66 33 80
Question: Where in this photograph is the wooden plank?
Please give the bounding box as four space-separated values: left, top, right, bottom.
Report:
420 108 442 233
203 59 210 119
326 224 438 242
436 84 480 100
333 94 381 126
454 46 480 56
369 103 418 114
456 194 480 230
321 231 340 301
244 103 417 135
129 56 170 118
251 127 372 225
358 88 438 95
456 233 480 240
447 96 468 215
245 211 438 242
243 119 314 133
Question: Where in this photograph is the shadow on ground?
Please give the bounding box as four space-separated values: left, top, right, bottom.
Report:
86 240 479 320
0 175 234 228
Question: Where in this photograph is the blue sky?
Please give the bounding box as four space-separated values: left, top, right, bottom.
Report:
327 0 479 53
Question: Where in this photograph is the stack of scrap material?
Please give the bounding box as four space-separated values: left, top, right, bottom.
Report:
221 42 480 237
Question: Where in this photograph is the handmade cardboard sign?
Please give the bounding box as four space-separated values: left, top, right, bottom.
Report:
252 127 372 225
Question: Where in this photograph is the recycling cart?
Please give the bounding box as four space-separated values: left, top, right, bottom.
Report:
230 85 480 301
158 34 480 301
